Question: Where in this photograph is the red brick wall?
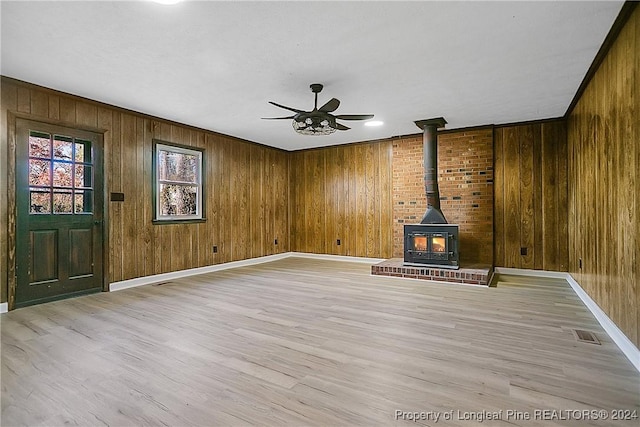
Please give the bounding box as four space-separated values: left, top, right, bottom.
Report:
392 128 494 265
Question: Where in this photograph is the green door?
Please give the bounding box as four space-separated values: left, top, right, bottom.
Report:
16 119 104 308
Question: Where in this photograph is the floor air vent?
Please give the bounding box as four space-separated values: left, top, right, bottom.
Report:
152 281 173 287
572 329 600 345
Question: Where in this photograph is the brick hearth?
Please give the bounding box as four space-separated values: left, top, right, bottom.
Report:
371 258 493 286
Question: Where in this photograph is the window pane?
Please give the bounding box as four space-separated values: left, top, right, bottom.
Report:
74 164 92 188
159 184 197 216
75 140 91 163
74 190 92 213
53 162 73 187
29 132 51 158
53 135 73 160
30 189 51 214
158 150 198 183
53 190 73 214
29 159 51 186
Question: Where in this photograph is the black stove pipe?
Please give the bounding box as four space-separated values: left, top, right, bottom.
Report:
414 117 448 224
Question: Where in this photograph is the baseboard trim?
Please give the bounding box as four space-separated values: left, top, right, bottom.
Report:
288 252 386 264
494 267 568 279
109 253 291 291
109 252 384 292
494 267 639 372
564 273 640 373
0 302 8 314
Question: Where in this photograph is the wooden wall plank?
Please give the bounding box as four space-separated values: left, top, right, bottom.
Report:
76 102 98 128
274 150 289 253
503 128 521 268
345 145 356 256
364 143 378 258
218 137 232 264
354 144 367 256
518 125 535 269
48 95 60 121
250 145 265 258
30 90 48 118
110 111 123 281
532 125 543 270
59 97 76 123
554 122 569 272
142 118 155 275
120 113 137 279
324 147 337 255
379 141 393 259
16 86 30 114
493 129 505 267
541 124 559 271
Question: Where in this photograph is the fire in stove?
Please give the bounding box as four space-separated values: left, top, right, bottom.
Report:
404 225 459 268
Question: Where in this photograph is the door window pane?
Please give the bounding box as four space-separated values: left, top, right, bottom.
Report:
30 189 51 214
53 190 73 213
53 135 73 160
29 132 51 158
29 159 51 186
53 162 73 187
74 165 92 188
74 140 91 162
74 190 92 213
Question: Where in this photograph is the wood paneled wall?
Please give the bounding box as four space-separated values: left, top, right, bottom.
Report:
494 120 569 271
1 78 289 304
567 6 639 348
289 142 394 258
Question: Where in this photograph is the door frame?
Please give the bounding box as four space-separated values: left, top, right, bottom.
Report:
8 112 109 310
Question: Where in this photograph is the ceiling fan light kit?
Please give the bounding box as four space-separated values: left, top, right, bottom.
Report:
264 83 374 136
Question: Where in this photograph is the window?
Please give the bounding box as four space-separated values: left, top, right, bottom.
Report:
153 141 204 222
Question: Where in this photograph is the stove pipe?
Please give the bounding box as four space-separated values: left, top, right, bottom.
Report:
414 117 448 224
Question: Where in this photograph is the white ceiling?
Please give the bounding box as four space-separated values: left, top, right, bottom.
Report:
1 1 623 151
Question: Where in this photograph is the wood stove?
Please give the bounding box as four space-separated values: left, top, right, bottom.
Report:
404 224 459 269
403 117 460 269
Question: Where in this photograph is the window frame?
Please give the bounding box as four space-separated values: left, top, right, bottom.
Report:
152 140 205 224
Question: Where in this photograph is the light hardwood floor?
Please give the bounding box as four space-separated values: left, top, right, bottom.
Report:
2 258 639 426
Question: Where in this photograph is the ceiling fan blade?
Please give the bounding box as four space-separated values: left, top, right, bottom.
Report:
334 114 374 121
318 98 340 113
335 123 351 131
262 115 295 120
268 101 304 114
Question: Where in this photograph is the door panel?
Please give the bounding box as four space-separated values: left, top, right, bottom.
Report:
69 228 93 277
16 119 104 308
30 230 58 282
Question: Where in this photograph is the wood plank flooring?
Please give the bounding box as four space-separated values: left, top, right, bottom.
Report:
2 258 639 426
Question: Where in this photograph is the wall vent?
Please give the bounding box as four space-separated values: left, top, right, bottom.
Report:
572 329 600 345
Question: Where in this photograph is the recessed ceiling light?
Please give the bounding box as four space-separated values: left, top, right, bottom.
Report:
365 121 384 127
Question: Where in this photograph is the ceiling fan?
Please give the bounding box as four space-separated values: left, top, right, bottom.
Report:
263 83 374 135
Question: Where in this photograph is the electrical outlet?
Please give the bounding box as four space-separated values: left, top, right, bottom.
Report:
213 245 218 253
520 247 528 256
337 239 341 246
